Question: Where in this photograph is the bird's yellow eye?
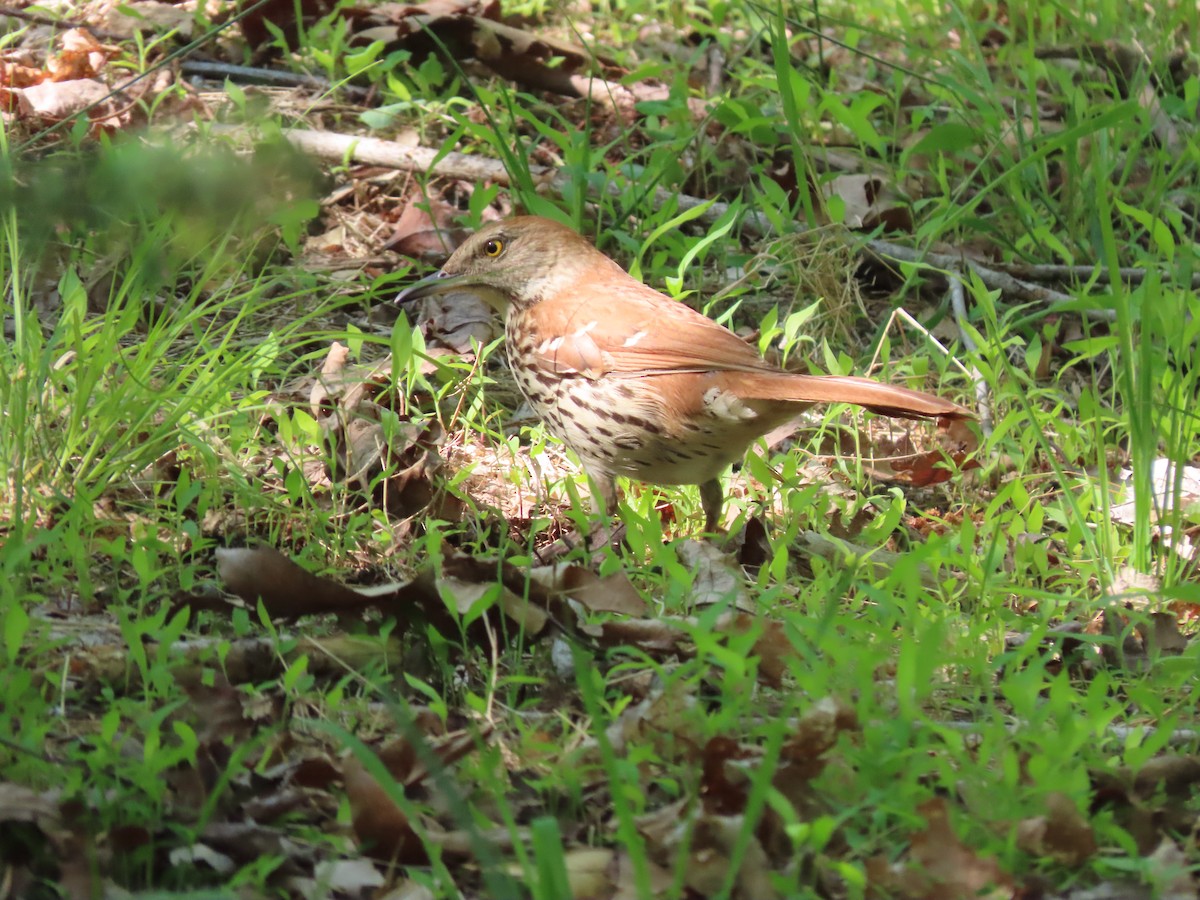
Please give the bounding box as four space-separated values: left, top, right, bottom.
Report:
483 239 504 257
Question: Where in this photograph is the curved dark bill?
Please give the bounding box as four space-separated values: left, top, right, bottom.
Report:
393 270 459 306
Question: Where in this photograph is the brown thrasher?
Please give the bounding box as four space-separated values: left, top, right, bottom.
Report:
396 216 969 532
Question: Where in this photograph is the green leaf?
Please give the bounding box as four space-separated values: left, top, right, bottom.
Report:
4 602 29 660
905 123 978 160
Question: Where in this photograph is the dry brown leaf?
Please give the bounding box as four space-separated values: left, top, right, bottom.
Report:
907 801 1012 897
1 61 46 89
16 79 112 120
585 617 686 652
48 29 113 81
103 1 197 38
343 756 427 864
783 697 859 768
605 680 703 759
677 540 753 611
714 612 793 688
1132 755 1200 799
700 736 754 815
0 782 61 830
562 847 618 900
530 563 647 616
411 287 498 354
238 0 337 48
311 858 385 894
639 798 782 900
215 546 377 619
859 415 980 487
609 849 676 900
823 173 914 232
388 201 467 260
1015 792 1096 866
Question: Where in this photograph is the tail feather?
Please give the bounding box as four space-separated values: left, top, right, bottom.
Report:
729 372 969 420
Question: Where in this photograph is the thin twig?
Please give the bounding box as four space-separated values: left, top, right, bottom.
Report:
926 718 1200 748
866 238 1117 322
181 60 370 98
947 274 993 437
241 128 1123 324
0 4 124 39
990 260 1200 288
229 127 775 236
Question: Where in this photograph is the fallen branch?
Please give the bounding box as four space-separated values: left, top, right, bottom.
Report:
181 60 370 99
866 238 1117 322
948 274 993 437
52 634 406 698
927 718 1200 748
223 126 775 236
233 127 1122 321
0 4 124 39
988 260 1200 288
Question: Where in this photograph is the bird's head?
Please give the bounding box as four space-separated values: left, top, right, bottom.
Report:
393 216 619 313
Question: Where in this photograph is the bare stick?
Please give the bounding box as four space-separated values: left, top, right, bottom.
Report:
0 4 124 38
223 127 776 236
947 275 993 437
991 260 1200 288
236 127 1123 321
866 238 1116 322
182 60 370 98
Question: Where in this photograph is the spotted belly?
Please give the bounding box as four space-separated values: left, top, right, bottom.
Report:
509 369 770 487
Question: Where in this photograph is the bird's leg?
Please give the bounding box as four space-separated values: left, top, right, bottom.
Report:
586 470 618 519
700 478 724 535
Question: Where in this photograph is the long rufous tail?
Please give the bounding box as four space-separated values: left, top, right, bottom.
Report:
728 372 969 420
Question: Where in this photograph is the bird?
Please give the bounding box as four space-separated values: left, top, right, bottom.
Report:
395 216 970 533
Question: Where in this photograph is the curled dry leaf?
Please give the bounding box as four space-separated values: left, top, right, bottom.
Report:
715 613 793 688
103 1 197 39
1113 458 1200 526
343 756 426 864
344 724 490 864
1015 792 1096 866
1 61 45 89
48 29 114 81
529 563 647 616
437 556 549 635
823 173 914 232
310 858 385 895
604 680 704 759
411 288 498 354
14 79 123 127
583 616 686 653
868 797 1012 900
1131 754 1200 799
700 736 755 815
215 546 376 619
387 200 469 262
561 847 618 900
1087 606 1189 672
676 540 753 611
858 415 981 487
638 797 782 900
309 342 450 521
783 696 860 768
0 782 62 834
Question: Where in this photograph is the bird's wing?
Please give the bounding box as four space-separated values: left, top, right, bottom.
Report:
523 282 773 379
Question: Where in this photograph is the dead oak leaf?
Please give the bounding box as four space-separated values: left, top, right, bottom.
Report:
1014 792 1096 866
869 798 1013 900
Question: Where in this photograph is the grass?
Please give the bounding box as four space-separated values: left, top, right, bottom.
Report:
2 0 1199 896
